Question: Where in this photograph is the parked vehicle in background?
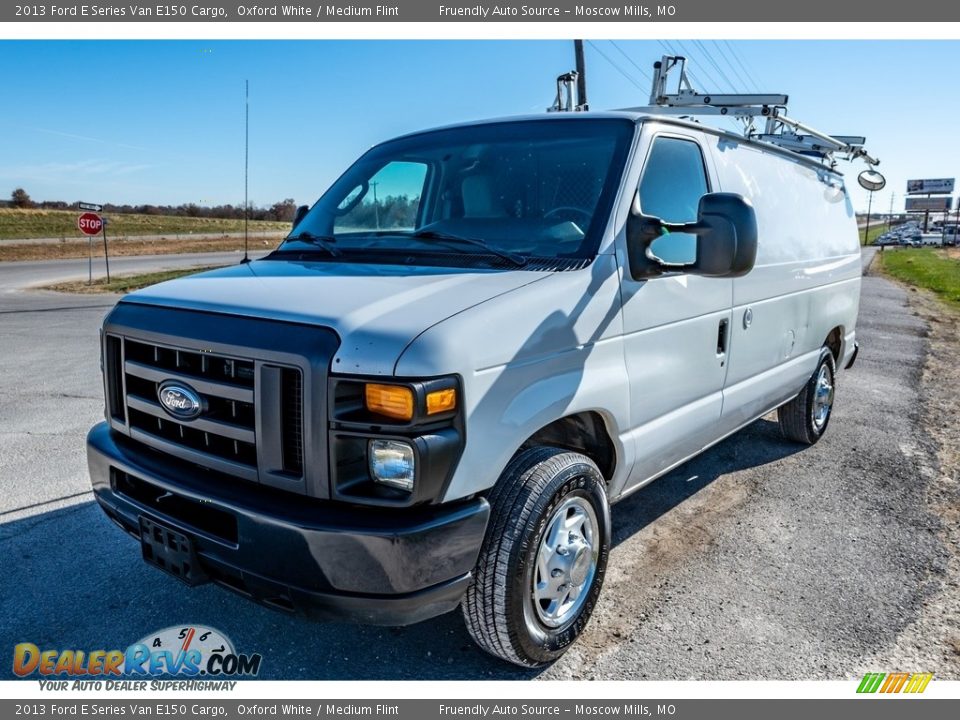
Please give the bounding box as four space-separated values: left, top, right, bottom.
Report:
941 224 959 246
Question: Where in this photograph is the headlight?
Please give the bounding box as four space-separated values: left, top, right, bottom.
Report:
368 439 415 493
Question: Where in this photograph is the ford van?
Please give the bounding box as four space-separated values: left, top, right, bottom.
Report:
88 106 866 666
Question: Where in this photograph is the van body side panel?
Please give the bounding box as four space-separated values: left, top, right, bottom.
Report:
395 254 632 503
618 305 729 489
615 124 734 496
707 135 861 431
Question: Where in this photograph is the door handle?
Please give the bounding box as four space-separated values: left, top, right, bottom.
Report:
717 318 729 356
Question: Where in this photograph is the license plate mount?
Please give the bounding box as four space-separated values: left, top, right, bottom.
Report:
139 516 208 586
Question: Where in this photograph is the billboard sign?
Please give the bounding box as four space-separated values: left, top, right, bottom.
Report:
905 196 953 212
906 178 954 195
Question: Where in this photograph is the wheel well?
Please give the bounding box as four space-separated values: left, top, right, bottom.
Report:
825 326 843 362
518 412 616 481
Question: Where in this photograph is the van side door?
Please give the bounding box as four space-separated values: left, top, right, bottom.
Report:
616 128 734 494
704 138 845 434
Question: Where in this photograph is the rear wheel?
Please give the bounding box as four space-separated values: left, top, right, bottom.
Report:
462 447 610 667
778 346 836 444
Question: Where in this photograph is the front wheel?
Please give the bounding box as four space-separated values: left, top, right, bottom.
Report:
462 447 610 667
778 346 836 445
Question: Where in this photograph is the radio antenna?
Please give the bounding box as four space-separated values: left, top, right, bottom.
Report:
242 79 250 264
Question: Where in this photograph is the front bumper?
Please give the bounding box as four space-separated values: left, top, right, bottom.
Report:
87 422 489 626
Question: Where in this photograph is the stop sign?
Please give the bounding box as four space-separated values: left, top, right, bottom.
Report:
77 212 103 236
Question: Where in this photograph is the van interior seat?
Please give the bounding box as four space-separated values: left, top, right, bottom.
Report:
462 175 505 218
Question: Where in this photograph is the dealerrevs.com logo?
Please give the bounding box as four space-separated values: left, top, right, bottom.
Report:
13 625 262 688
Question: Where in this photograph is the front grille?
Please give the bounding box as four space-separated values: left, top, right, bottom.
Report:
280 368 304 476
104 334 125 422
125 339 255 387
121 339 258 476
101 305 335 498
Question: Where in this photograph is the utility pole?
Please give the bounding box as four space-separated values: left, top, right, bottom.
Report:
574 39 588 110
953 197 960 245
887 192 895 232
371 181 380 229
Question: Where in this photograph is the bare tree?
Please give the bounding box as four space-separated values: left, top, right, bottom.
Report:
11 188 35 208
269 198 297 222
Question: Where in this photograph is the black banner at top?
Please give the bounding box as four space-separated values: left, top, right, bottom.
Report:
5 0 960 22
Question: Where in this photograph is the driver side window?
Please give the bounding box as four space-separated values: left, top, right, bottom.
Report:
638 136 709 265
334 161 428 234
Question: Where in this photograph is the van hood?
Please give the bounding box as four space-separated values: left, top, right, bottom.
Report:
122 259 548 376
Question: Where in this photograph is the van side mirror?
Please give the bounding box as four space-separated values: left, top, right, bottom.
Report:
292 205 309 230
626 193 758 280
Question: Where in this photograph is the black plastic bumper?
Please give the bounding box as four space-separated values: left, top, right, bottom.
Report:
87 422 489 626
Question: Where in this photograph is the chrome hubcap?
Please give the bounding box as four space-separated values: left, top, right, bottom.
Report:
812 364 834 431
532 496 598 628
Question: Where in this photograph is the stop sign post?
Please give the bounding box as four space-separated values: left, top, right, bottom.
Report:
77 209 110 283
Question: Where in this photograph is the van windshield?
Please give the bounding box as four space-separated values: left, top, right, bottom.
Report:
278 118 635 268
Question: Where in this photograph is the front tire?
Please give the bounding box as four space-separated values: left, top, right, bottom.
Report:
462 447 610 667
778 346 836 445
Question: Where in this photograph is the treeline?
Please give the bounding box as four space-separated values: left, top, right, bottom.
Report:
8 188 299 222
345 196 419 229
8 187 422 227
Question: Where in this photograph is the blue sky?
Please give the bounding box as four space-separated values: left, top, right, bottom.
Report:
1 40 958 214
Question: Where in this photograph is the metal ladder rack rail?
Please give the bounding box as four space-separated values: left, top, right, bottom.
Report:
619 55 879 168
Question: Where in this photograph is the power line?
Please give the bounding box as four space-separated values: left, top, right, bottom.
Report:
668 41 741 131
585 40 647 93
674 40 725 94
658 40 680 56
692 39 738 92
608 41 653 85
711 40 750 93
723 40 761 92
656 40 701 92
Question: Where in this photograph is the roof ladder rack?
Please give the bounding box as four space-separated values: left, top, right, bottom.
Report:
621 55 879 168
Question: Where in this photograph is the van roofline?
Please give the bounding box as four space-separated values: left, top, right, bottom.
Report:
385 111 846 178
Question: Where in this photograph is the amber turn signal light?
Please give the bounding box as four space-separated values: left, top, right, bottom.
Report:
364 384 414 421
426 388 457 415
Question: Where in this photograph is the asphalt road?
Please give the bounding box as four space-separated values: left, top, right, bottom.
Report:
2 231 284 246
0 250 265 295
1 247 954 679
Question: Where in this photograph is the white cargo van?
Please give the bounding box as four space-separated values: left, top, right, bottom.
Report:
87 63 874 667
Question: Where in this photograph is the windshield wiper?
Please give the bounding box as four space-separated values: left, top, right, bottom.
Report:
410 229 526 267
283 231 341 257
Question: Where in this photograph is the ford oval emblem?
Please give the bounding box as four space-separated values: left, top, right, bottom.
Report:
157 381 203 420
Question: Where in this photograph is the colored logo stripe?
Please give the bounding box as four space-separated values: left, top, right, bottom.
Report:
904 673 933 693
880 672 909 693
857 672 932 694
857 673 885 693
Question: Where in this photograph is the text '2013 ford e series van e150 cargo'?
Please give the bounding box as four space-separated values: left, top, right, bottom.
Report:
88 59 880 666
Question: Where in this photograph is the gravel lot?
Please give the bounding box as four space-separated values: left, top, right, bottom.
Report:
1 248 956 680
